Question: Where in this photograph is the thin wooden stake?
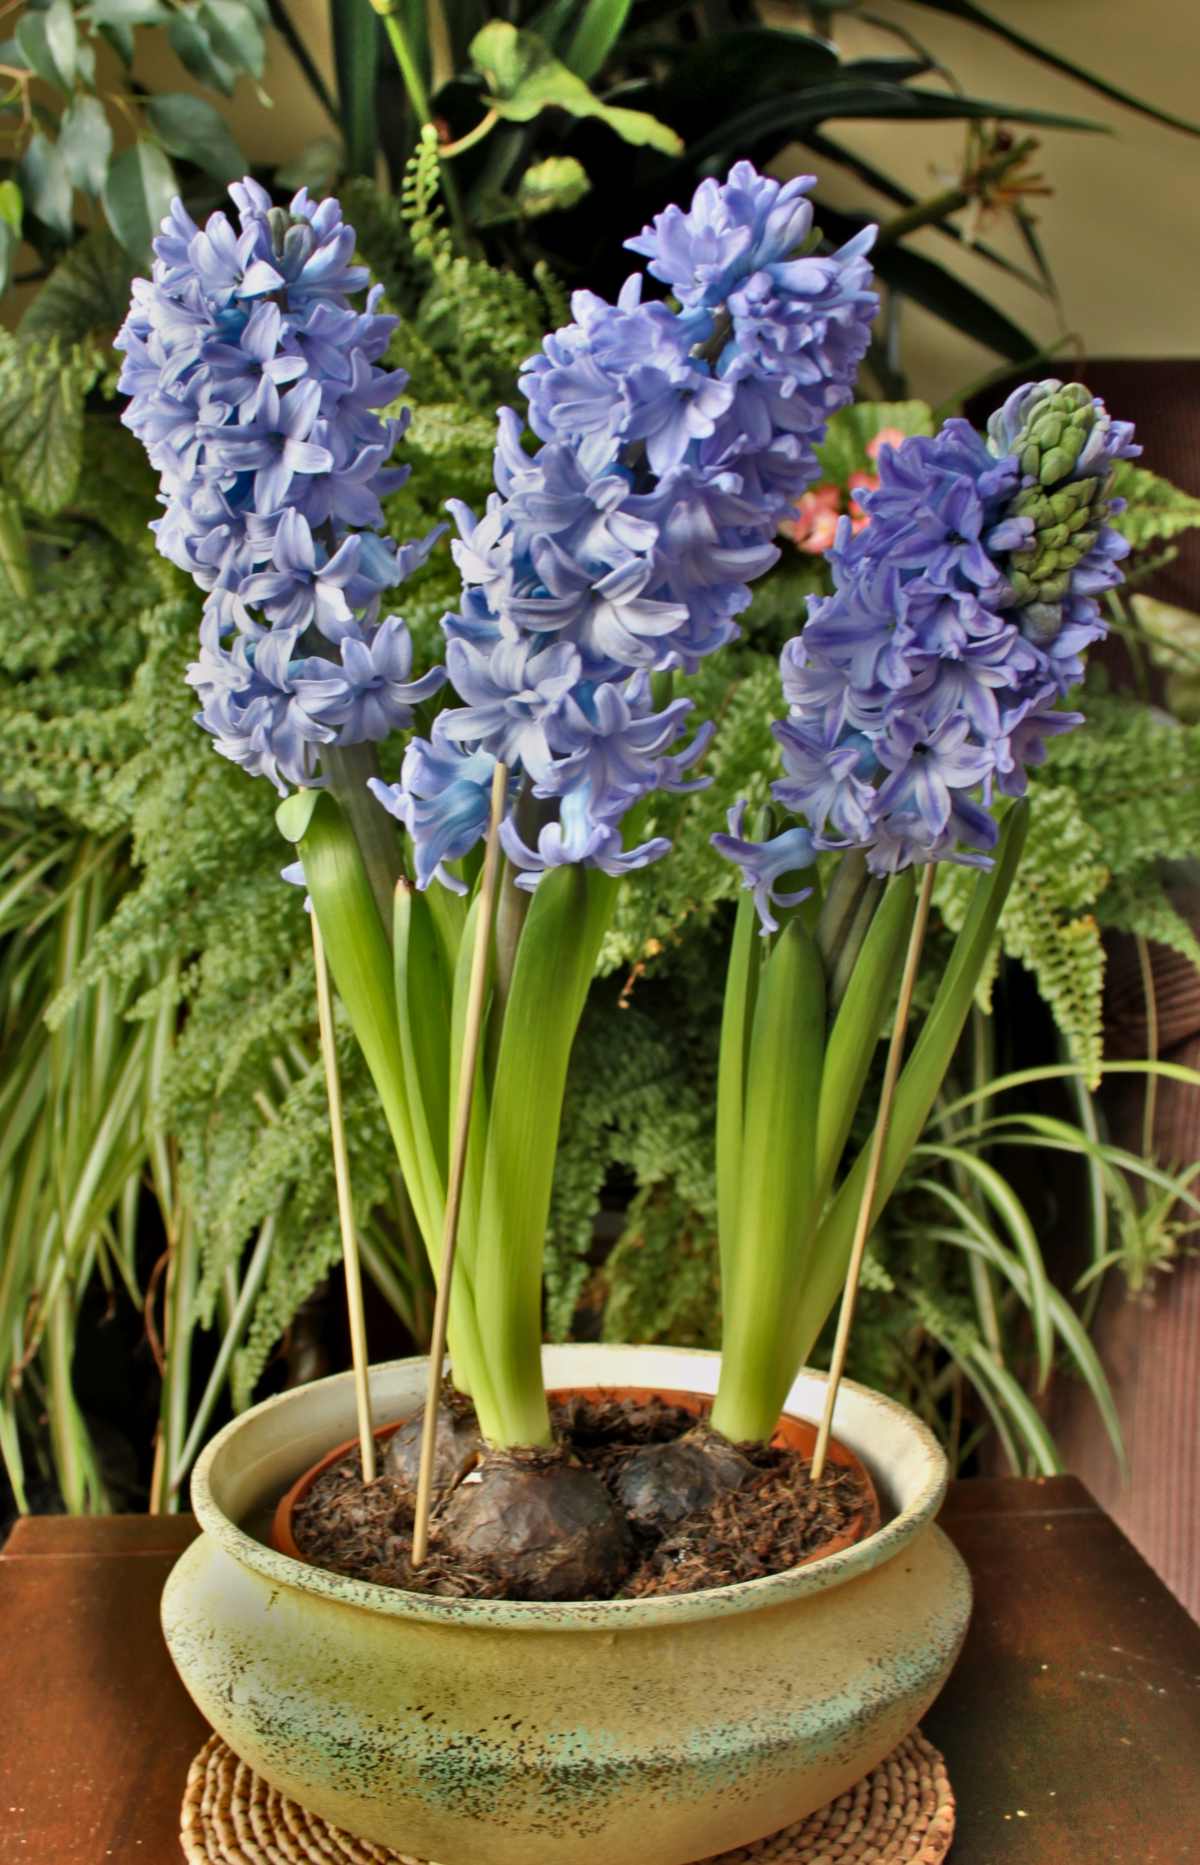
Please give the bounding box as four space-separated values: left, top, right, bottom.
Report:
811 861 938 1482
312 909 377 1484
411 761 509 1568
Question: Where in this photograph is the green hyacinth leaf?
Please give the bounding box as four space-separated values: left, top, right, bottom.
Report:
715 887 763 1316
711 915 826 1443
794 804 1030 1370
473 863 618 1446
815 869 916 1203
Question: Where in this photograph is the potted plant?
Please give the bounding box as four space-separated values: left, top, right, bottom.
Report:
120 164 1136 1864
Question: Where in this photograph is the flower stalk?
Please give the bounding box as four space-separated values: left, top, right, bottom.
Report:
810 859 936 1481
412 761 508 1565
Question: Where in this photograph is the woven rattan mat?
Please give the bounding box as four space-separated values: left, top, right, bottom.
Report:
180 1728 954 1864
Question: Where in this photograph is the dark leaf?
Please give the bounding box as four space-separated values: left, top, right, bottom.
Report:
691 83 1108 163
43 0 79 90
19 227 138 345
98 19 136 63
0 335 101 515
18 132 73 241
564 0 633 81
88 0 174 22
102 139 178 258
58 94 113 198
528 0 583 52
839 56 934 83
656 27 841 137
147 92 245 181
15 12 71 89
199 0 265 80
331 3 379 179
875 236 1042 363
168 11 236 94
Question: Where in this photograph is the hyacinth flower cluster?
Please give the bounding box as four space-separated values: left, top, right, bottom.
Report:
115 178 444 794
717 381 1140 928
369 161 878 894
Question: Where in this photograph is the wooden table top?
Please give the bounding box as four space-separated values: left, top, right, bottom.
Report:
2 1477 1197 1864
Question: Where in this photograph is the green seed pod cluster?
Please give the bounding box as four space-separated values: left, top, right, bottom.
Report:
1005 477 1103 604
1008 380 1096 486
993 380 1119 621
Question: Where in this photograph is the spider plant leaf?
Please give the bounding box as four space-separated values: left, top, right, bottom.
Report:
924 1210 1127 1475
966 1339 1062 1474
915 1142 1055 1391
934 1058 1200 1124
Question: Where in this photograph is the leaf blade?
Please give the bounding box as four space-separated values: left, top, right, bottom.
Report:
102 140 178 259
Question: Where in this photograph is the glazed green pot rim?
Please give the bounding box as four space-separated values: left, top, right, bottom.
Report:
191 1346 948 1631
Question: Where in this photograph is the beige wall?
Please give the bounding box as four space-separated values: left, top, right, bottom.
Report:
14 1 1198 403
804 0 1200 401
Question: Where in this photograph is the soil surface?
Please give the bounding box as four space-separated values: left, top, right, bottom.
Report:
288 1392 874 1602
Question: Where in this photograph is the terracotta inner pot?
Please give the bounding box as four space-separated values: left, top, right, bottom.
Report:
271 1383 882 1581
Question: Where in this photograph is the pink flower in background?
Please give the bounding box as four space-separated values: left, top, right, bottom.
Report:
782 425 911 553
865 426 908 463
780 482 842 552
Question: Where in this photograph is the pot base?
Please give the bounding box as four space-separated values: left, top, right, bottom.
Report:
182 1727 955 1865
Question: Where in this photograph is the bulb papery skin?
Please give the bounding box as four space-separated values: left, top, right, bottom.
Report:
370 163 880 890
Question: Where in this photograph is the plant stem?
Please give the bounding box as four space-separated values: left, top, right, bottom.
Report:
322 742 400 936
439 108 499 159
875 138 1038 249
373 2 472 252
313 910 377 1483
816 849 869 981
829 874 884 1009
811 860 937 1481
412 762 508 1567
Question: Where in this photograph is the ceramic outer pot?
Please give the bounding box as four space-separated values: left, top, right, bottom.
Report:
163 1344 970 1865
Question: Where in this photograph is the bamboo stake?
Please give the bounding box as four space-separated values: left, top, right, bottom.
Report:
411 762 509 1568
811 861 938 1482
312 909 377 1483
